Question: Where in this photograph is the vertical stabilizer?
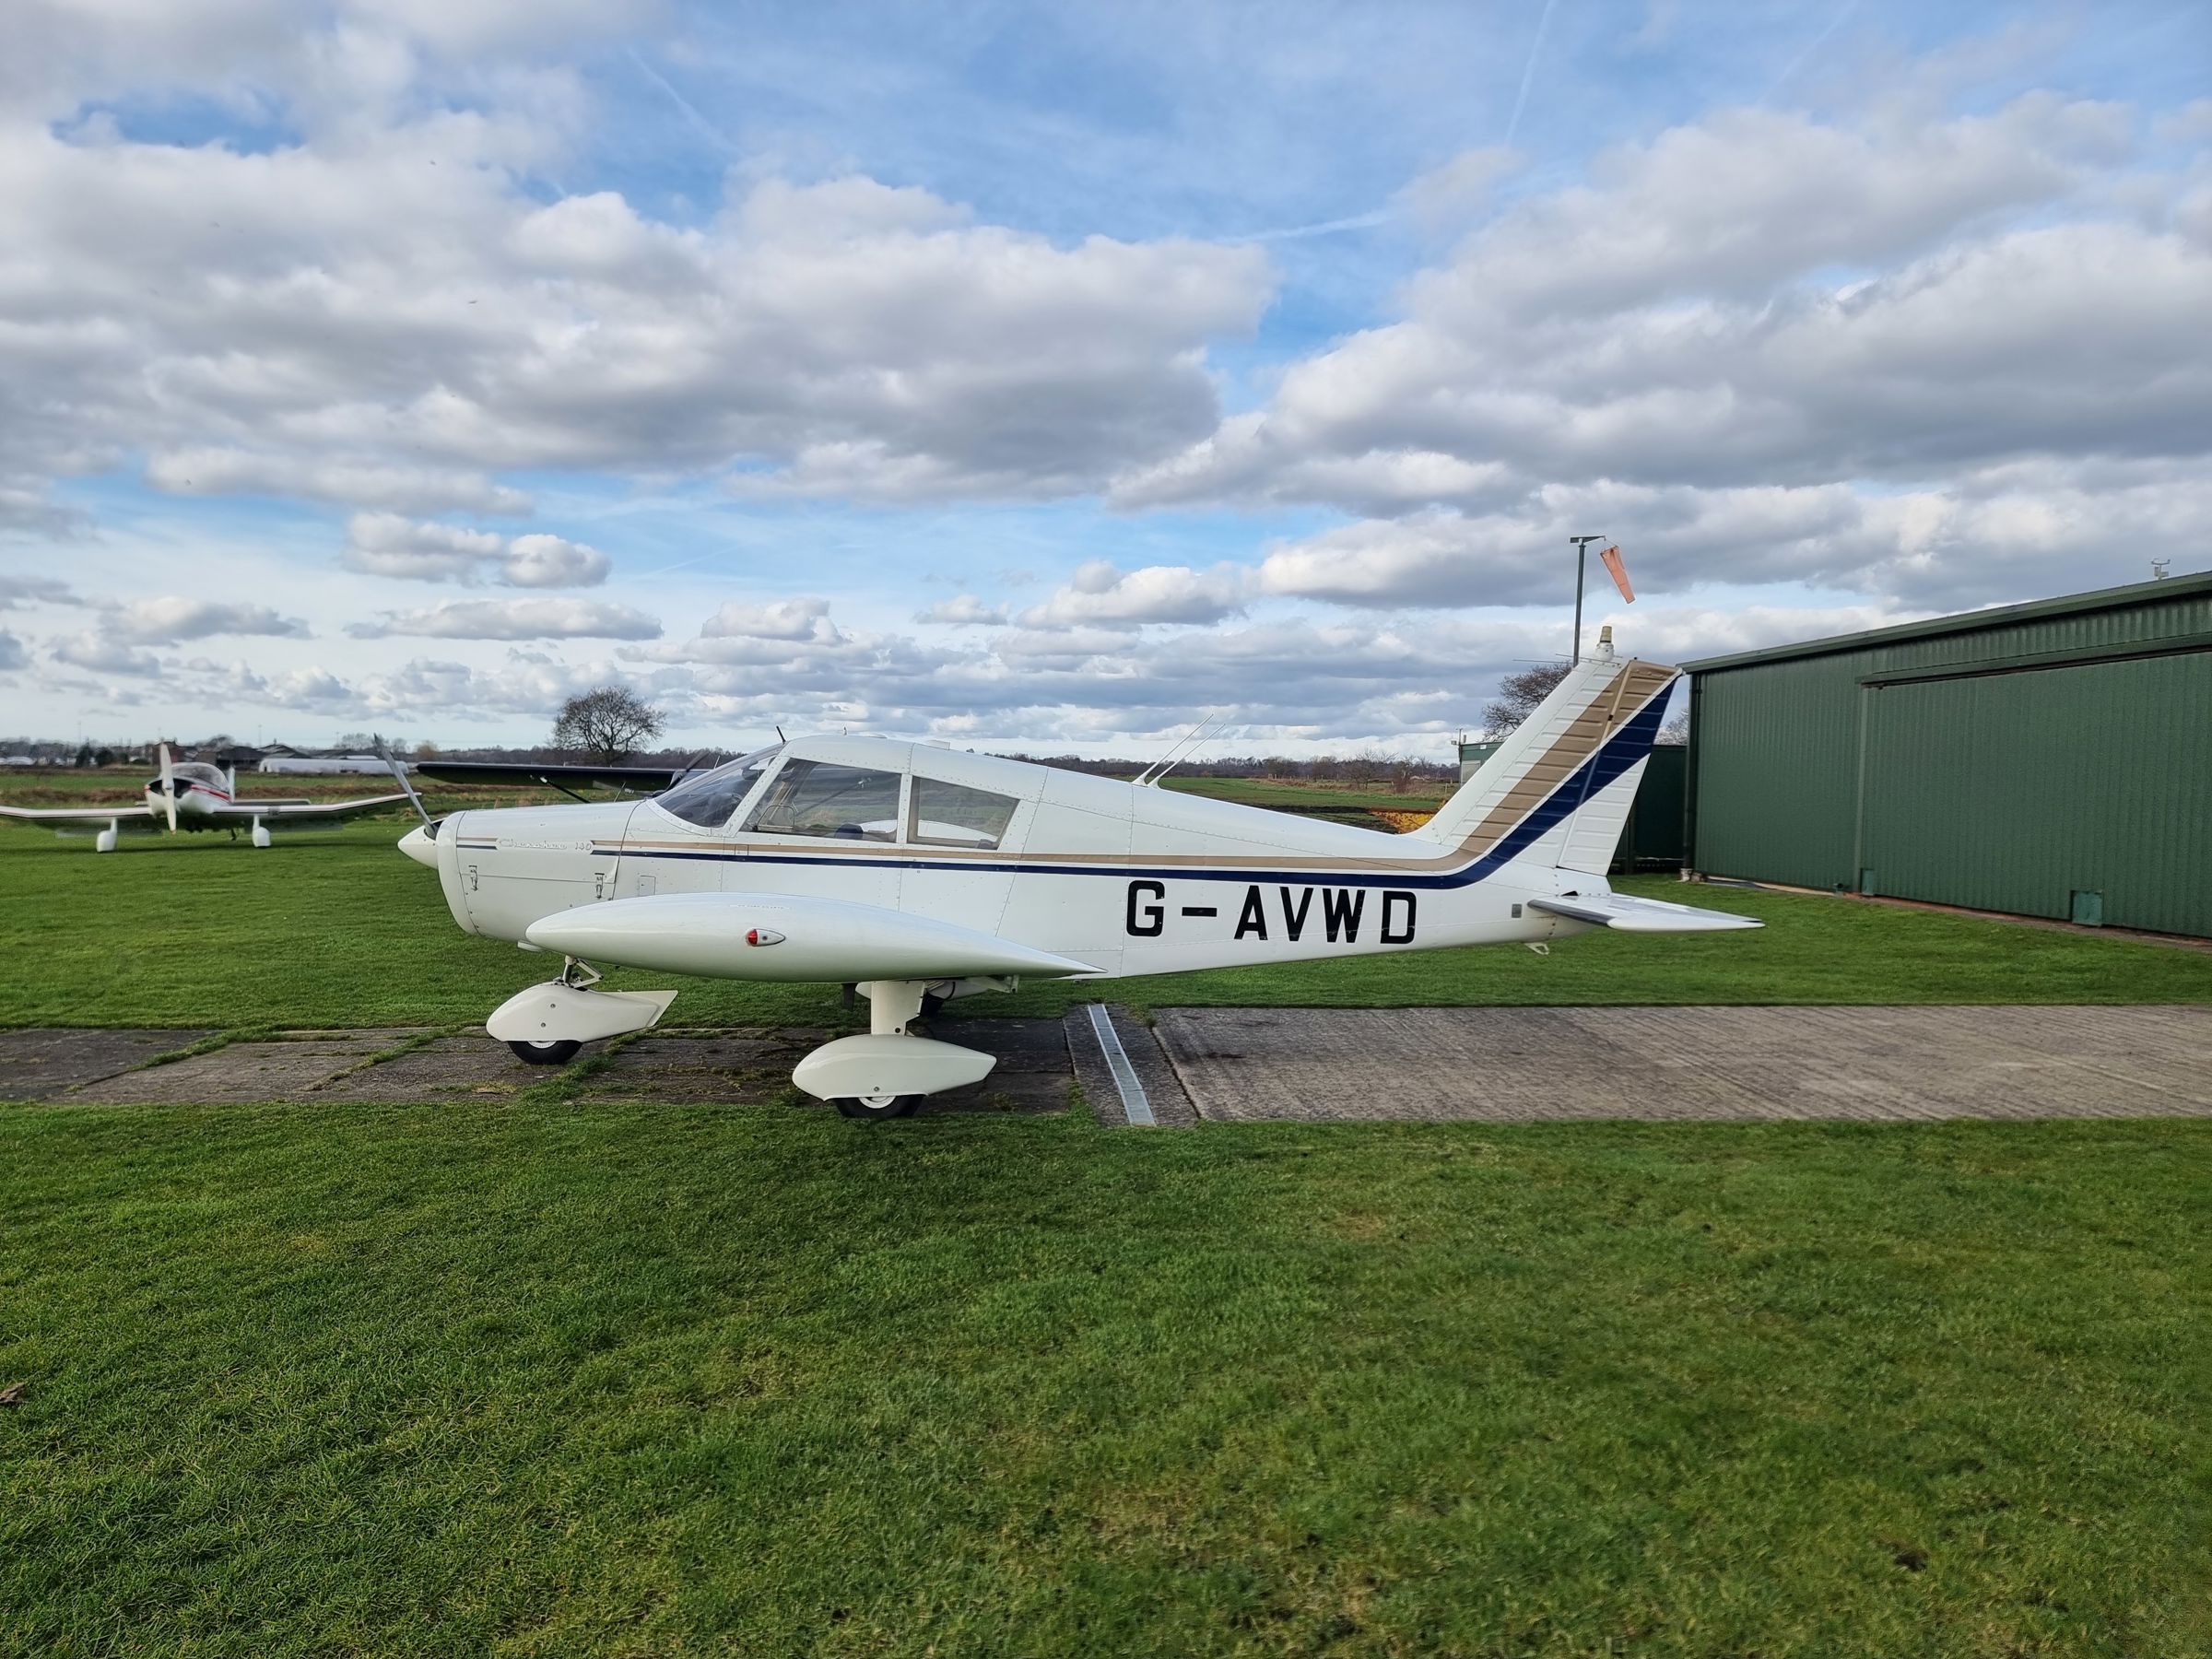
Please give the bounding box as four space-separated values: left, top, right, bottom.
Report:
1415 650 1677 875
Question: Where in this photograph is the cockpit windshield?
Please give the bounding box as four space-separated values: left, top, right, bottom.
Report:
653 744 782 829
150 762 226 791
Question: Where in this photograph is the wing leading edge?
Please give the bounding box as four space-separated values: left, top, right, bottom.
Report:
524 891 1101 983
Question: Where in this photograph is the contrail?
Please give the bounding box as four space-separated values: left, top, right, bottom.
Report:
1503 0 1559 146
627 47 739 157
638 550 720 579
1239 208 1394 243
1766 0 1860 100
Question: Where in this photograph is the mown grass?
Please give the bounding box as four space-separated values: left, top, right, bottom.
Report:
3 1100 2206 1658
0 823 2205 1030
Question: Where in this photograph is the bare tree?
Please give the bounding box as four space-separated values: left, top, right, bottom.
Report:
1480 662 1571 737
552 686 665 763
1658 713 1690 747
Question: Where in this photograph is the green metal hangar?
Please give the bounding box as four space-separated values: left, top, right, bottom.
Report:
1679 572 2212 939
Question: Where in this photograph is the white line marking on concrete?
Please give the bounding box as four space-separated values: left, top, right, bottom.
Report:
1087 1004 1155 1126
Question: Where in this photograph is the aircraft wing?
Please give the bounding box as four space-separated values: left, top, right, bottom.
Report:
1528 893 1763 933
412 760 689 793
524 891 1101 983
0 802 152 822
209 792 413 818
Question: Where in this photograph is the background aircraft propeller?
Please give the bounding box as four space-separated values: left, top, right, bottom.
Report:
373 734 435 829
157 744 179 833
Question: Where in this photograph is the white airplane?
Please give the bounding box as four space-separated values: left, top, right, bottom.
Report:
394 637 1743 1119
0 746 411 851
396 638 1759 1116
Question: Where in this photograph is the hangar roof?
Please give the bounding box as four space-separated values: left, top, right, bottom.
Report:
1681 569 2212 675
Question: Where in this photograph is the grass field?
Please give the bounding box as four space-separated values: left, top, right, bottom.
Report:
4 1102 2207 1656
1 823 2206 1030
5 803 2210 1656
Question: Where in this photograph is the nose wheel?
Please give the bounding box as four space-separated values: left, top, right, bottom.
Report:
833 1092 923 1119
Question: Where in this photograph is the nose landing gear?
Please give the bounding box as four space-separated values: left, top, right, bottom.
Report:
485 957 678 1065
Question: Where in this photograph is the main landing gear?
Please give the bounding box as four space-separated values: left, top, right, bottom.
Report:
799 979 995 1122
477 970 1002 1118
834 1090 923 1120
509 1038 583 1065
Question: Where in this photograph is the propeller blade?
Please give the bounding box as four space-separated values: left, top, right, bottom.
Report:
373 733 434 828
159 744 177 833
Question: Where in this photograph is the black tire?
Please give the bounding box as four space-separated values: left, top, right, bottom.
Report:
508 1038 582 1065
833 1093 924 1120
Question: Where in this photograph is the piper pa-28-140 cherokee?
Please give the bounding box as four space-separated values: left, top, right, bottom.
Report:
1 746 410 851
398 641 1759 1117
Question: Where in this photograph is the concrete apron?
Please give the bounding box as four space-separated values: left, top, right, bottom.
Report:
5 1006 2208 1124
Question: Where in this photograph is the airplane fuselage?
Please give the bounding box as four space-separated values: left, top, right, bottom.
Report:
407 735 1600 982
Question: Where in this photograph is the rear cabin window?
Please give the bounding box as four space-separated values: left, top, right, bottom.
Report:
655 747 776 829
909 776 1019 850
744 759 902 841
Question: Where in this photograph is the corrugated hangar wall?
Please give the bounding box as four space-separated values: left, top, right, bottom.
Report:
1682 572 2212 938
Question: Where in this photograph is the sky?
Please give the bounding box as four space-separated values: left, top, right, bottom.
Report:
0 0 2206 757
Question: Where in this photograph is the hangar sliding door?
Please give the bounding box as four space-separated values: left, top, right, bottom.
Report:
1857 653 2212 937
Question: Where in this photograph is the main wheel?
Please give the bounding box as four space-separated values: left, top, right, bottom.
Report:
507 1038 582 1065
833 1092 924 1119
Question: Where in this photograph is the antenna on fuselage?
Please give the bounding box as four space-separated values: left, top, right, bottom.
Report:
1135 710 1230 787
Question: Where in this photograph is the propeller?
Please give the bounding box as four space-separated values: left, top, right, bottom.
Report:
373 733 434 829
158 743 178 833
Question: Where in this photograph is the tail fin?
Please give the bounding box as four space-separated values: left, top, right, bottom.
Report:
1416 650 1677 876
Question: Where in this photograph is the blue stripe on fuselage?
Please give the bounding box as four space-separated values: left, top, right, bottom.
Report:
593 694 1666 891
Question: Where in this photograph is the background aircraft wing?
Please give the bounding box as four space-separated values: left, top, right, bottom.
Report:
413 760 690 795
210 793 414 818
0 802 152 822
1527 893 1762 933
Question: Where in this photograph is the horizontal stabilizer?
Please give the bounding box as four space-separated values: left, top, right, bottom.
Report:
1529 893 1762 934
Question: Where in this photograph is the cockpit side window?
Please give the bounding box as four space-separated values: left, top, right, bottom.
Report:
908 776 1019 849
653 745 779 830
742 759 902 841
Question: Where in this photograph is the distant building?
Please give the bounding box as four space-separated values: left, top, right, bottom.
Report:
258 754 402 775
1455 739 1500 782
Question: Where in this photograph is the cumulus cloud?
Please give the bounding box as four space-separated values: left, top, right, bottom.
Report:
0 630 24 671
51 631 161 676
102 597 311 643
700 597 841 641
147 451 532 515
339 513 609 586
1018 559 1251 629
1109 96 2212 611
0 80 1273 531
347 598 663 640
915 594 1008 626
0 576 77 609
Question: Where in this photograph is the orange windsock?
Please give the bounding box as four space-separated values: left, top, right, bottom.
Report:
1599 543 1634 603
